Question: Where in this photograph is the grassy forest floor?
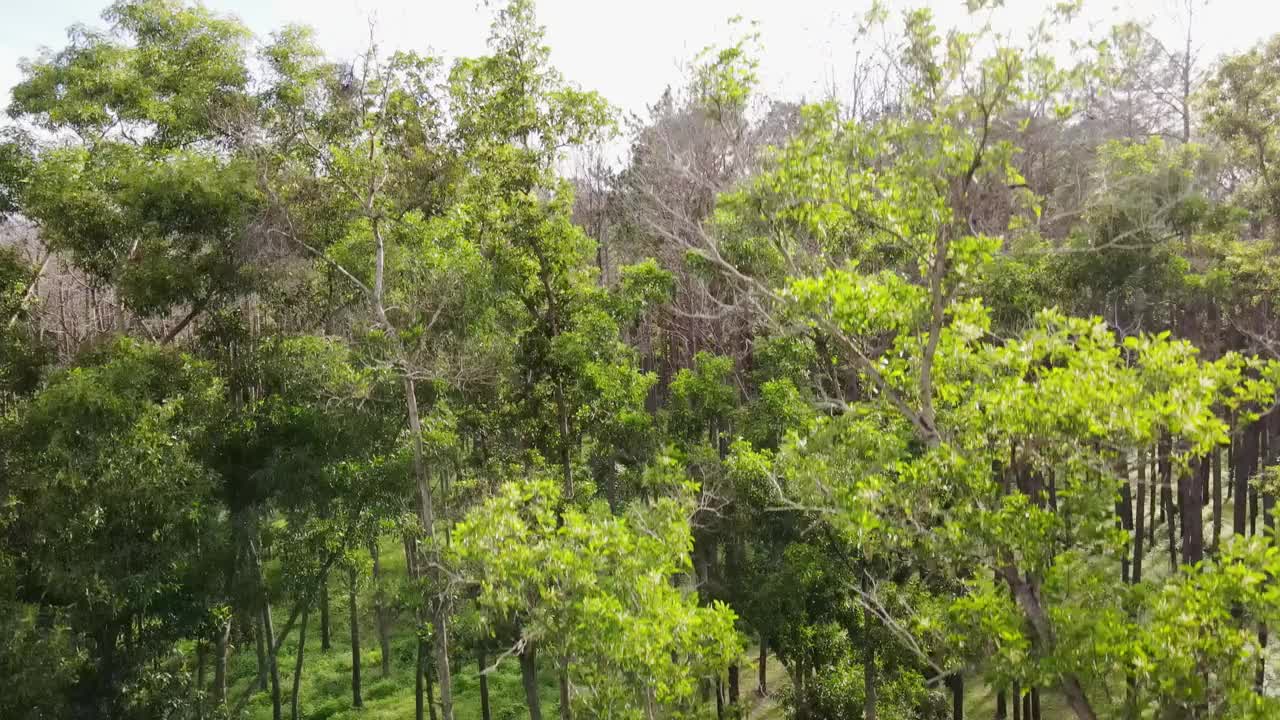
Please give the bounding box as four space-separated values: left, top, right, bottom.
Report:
235 486 1265 720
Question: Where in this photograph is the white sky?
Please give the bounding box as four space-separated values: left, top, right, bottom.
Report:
2 0 1279 124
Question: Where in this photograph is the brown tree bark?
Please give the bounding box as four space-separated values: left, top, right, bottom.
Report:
290 606 308 720
1159 436 1177 573
1133 450 1147 583
478 647 492 720
371 542 392 678
521 644 542 720
948 673 964 720
262 602 282 720
1148 451 1159 546
758 638 768 696
1000 567 1097 720
559 656 571 720
863 572 877 720
319 578 331 651
1212 445 1224 554
1118 456 1133 582
1179 460 1205 565
1235 421 1259 536
349 566 362 708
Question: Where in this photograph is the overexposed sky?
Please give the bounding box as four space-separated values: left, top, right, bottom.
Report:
3 0 1279 124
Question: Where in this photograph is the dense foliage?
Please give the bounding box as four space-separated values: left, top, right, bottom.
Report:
5 1 1280 720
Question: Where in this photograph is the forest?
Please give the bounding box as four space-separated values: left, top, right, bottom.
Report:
3 0 1280 718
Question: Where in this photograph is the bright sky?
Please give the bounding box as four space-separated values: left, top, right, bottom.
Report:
3 0 1279 123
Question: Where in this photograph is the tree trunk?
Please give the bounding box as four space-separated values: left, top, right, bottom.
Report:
1258 623 1269 694
1117 455 1133 583
404 375 454 720
559 656 572 720
1252 488 1260 535
320 577 331 651
1179 460 1205 565
214 619 231 707
1148 450 1158 546
996 690 1007 720
195 642 207 716
478 647 492 720
948 673 964 720
256 618 269 691
349 566 362 708
1012 685 1021 720
416 638 424 720
371 542 392 678
426 646 438 720
262 601 282 720
1031 687 1041 720
758 638 768 696
1133 450 1147 584
1160 436 1178 573
1212 445 1223 554
1001 568 1097 720
728 663 739 706
290 606 308 720
863 631 877 720
715 675 724 720
521 644 543 720
1021 690 1031 720
1235 421 1259 536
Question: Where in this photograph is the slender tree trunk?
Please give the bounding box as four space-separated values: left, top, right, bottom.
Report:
1258 623 1269 694
1261 476 1276 695
1001 568 1097 720
256 618 269 691
1133 450 1147 584
1159 436 1177 573
1148 450 1158 546
758 638 768 696
521 644 543 720
996 690 1007 720
1012 684 1021 720
1251 488 1260 535
1212 445 1224 554
1229 433 1236 502
478 647 492 720
404 375 454 720
416 637 427 720
1236 421 1258 536
320 578 331 651
251 531 282 720
1022 690 1031 720
349 566 362 708
290 606 308 720
863 627 877 720
371 542 392 678
715 675 724 720
196 642 207 717
728 663 739 706
1118 456 1133 583
262 602 282 720
559 656 572 720
1031 688 1041 720
948 673 964 720
426 647 438 720
214 619 231 707
1179 460 1205 565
